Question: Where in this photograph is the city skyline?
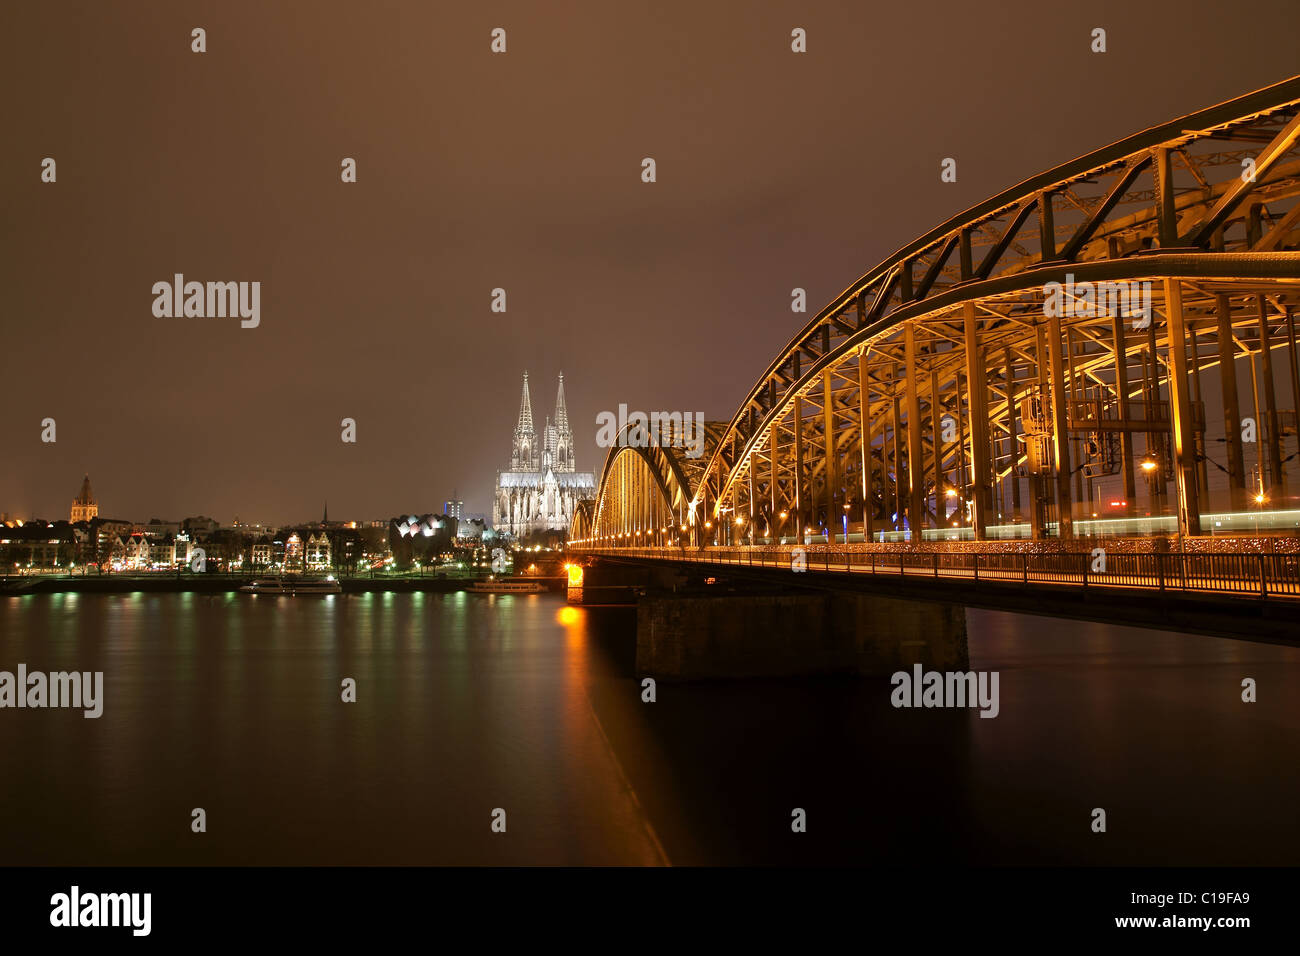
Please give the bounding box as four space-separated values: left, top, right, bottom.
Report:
0 470 477 529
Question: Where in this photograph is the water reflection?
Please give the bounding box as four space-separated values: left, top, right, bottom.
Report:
0 594 1295 865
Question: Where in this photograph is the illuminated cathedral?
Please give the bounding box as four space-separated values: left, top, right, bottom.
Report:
492 372 595 538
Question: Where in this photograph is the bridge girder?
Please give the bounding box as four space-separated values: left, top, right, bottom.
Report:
574 76 1300 549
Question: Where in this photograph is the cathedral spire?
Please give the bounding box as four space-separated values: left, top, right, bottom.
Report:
511 371 537 471
553 373 574 473
554 372 569 431
516 371 535 434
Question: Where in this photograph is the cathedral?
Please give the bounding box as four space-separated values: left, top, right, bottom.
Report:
493 372 595 538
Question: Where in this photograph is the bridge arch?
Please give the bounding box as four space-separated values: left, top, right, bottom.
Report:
570 417 719 546
576 75 1300 551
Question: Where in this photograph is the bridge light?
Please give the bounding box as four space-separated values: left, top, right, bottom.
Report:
680 524 687 532
945 488 957 498
704 521 713 529
1255 492 1267 504
1140 453 1159 473
779 511 788 519
734 516 744 525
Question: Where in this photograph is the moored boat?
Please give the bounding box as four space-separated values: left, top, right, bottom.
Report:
239 574 342 595
466 578 546 594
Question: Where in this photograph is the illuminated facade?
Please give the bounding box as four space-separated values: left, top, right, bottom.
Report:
284 532 304 571
305 531 332 570
493 372 595 537
70 474 98 523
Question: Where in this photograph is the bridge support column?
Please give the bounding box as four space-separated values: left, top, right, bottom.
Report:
858 349 873 542
769 425 778 540
822 369 837 544
930 369 946 524
1110 309 1137 510
1164 278 1201 536
1004 347 1022 522
905 325 926 543
964 304 991 538
1215 293 1247 510
1256 294 1284 502
1045 312 1074 538
891 371 903 533
793 395 805 543
636 589 968 681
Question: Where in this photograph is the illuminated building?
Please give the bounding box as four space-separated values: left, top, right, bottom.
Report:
305 531 332 570
284 532 304 571
70 474 98 523
493 372 595 537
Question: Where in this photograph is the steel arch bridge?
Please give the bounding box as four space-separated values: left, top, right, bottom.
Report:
572 76 1300 563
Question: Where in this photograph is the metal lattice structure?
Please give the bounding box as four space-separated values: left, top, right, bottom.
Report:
574 76 1300 551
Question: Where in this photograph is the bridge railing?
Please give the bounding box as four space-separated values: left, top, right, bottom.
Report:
570 546 1300 599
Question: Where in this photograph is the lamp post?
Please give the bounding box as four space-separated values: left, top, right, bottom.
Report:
1140 452 1160 536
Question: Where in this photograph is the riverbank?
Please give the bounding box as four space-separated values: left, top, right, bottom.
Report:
0 575 566 595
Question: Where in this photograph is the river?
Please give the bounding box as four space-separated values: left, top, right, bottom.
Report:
1 591 1296 865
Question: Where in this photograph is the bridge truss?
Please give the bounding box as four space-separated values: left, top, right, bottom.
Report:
574 76 1300 550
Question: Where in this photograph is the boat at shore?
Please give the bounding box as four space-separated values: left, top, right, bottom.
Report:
239 575 342 595
466 578 547 594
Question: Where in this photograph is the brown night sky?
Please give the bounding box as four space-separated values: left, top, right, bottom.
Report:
4 0 1297 523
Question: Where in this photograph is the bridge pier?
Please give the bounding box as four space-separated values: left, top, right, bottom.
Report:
635 588 967 681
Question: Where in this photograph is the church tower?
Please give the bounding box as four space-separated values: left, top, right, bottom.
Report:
70 474 98 523
553 372 575 473
510 371 538 471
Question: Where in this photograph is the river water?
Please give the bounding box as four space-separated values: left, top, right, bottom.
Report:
1 591 1296 865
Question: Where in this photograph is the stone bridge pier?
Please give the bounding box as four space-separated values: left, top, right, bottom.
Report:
636 588 967 681
573 559 968 681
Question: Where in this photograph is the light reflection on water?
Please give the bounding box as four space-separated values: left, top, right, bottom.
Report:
0 593 1296 865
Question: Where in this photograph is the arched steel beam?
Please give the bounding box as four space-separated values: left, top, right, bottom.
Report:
691 75 1300 516
707 253 1300 513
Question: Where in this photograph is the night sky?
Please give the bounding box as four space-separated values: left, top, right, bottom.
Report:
5 0 1297 523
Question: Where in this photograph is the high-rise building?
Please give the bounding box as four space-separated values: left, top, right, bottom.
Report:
443 500 463 520
493 372 594 537
70 474 98 523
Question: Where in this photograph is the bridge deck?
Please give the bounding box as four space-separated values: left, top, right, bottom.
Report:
573 546 1300 600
